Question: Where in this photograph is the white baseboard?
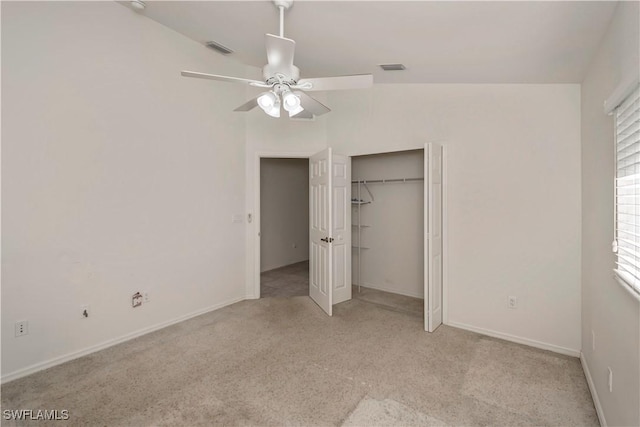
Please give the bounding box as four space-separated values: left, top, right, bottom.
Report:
1 296 245 384
446 320 581 357
357 282 424 299
581 352 607 427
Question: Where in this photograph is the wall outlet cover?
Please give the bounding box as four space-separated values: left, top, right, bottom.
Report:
132 292 143 308
15 320 29 337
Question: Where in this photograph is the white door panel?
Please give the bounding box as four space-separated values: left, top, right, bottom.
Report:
332 155 351 305
309 148 351 315
425 143 443 332
310 148 333 315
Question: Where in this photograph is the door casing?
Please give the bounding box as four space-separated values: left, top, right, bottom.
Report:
253 151 314 299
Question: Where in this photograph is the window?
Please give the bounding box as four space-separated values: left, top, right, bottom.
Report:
614 84 640 295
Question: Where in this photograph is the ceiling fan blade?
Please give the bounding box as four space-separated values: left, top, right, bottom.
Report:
233 97 259 112
291 110 314 120
265 34 295 70
296 91 331 116
295 74 373 91
181 71 266 86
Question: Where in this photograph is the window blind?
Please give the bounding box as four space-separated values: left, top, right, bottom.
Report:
614 84 640 295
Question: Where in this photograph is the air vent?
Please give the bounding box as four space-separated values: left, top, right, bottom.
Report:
205 41 233 55
379 63 406 71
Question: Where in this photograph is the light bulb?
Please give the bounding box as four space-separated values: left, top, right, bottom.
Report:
287 105 304 117
257 91 277 110
265 96 281 118
282 90 301 112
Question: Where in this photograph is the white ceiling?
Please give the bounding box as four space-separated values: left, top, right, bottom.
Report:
133 1 617 84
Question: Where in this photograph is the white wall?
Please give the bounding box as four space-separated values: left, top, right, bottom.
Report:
1 2 249 380
260 158 309 272
328 84 582 355
352 150 424 298
0 0 603 393
580 2 640 425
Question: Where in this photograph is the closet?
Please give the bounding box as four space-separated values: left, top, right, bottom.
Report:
351 149 426 304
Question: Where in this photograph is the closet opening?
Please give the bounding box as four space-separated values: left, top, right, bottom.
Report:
259 158 310 298
351 149 425 318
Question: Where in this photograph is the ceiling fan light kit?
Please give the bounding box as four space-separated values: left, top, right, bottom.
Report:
180 0 373 119
257 91 281 118
282 90 303 117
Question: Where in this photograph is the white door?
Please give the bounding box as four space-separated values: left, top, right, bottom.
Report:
309 148 351 315
310 148 333 315
425 143 443 332
331 154 351 305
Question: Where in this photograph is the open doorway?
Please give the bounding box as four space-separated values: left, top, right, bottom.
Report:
260 158 310 298
350 149 425 317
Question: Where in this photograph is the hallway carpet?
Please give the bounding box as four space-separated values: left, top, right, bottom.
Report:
1 296 597 426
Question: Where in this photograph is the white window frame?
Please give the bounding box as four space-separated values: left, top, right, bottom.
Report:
611 82 640 299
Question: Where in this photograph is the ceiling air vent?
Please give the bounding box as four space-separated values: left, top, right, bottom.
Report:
205 41 234 55
379 63 406 71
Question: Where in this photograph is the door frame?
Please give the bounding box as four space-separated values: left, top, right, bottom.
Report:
348 145 448 327
252 151 314 299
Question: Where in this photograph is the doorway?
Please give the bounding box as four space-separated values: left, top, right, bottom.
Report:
259 158 310 298
351 149 425 317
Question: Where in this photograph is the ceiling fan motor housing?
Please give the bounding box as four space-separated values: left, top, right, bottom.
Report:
263 64 300 84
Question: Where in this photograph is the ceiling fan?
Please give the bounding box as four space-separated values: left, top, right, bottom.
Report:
181 0 373 119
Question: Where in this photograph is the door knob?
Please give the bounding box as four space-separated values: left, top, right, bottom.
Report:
321 237 328 242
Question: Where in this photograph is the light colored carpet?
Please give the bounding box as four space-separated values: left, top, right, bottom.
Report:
1 296 598 426
260 260 310 298
342 398 449 426
262 261 423 319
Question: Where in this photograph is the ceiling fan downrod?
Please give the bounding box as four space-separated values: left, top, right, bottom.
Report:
273 0 293 38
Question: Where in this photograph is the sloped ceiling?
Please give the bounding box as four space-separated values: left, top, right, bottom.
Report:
131 1 617 84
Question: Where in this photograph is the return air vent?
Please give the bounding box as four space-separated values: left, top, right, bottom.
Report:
379 63 406 71
205 41 234 55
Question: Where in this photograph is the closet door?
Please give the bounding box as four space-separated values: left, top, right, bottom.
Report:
425 143 443 332
331 154 352 305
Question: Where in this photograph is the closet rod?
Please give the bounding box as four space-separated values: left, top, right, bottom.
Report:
351 177 424 184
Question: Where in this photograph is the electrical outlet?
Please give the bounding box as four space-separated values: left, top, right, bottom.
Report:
143 292 150 303
81 305 90 319
132 292 143 308
508 296 518 309
15 320 28 337
608 367 613 392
